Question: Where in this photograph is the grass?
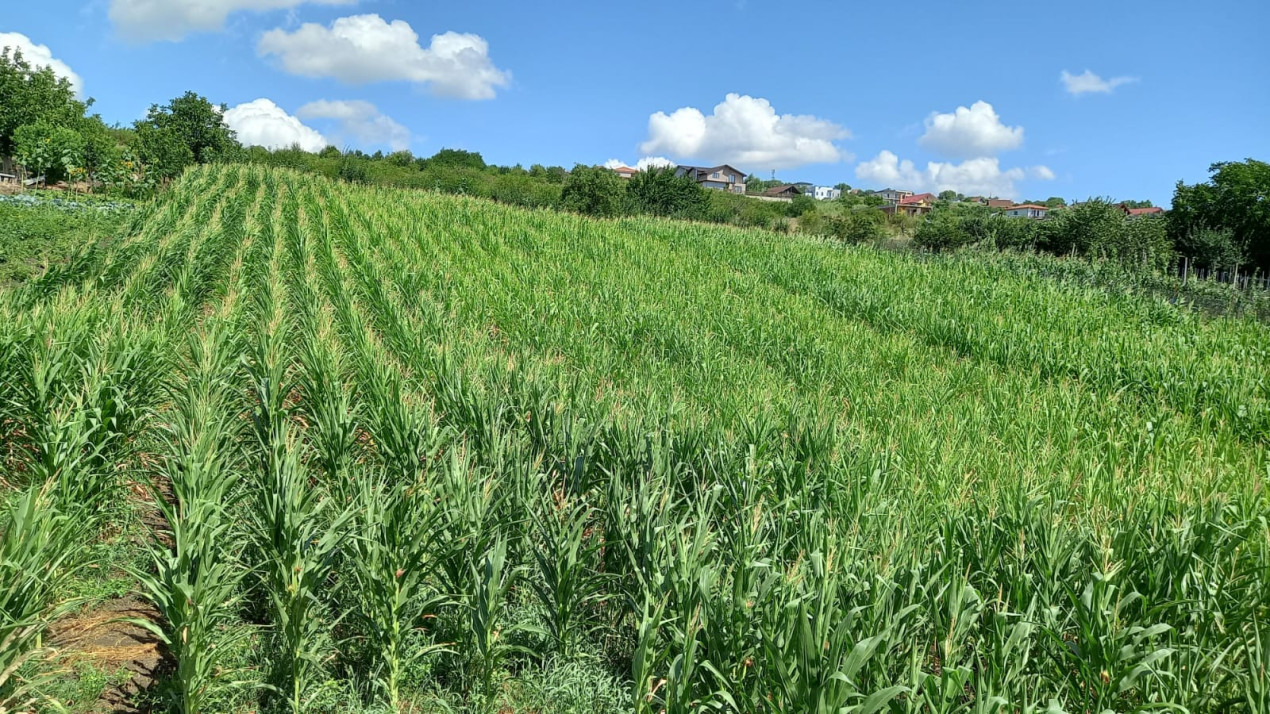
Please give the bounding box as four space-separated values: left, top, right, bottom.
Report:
1 164 1267 713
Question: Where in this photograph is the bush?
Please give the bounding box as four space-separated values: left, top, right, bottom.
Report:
913 209 973 251
560 164 626 217
824 210 886 245
787 194 816 217
1038 200 1173 270
626 167 708 218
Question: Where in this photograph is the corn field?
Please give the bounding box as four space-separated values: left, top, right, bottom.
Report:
1 165 1268 713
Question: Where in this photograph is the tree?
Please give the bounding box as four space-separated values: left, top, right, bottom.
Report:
0 47 88 157
387 150 415 167
560 164 626 217
135 91 238 165
134 124 195 181
938 190 958 201
424 148 486 171
1118 199 1154 208
1168 159 1270 271
913 209 972 252
834 182 852 192
13 119 84 184
626 167 707 218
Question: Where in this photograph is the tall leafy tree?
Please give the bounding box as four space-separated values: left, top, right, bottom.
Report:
1168 159 1270 271
134 91 238 169
0 47 88 156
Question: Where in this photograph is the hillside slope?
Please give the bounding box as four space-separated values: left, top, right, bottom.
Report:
3 165 1268 713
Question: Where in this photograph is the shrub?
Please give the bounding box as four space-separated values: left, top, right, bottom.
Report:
626 167 708 219
560 164 626 217
825 210 887 245
913 209 973 251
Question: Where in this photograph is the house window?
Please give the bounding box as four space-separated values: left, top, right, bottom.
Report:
711 172 720 179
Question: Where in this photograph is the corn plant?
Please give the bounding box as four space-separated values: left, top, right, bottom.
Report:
0 483 80 713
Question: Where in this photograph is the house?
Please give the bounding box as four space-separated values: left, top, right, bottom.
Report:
760 184 804 201
810 186 841 201
986 198 1013 209
1003 204 1049 219
610 165 639 180
883 192 936 216
963 196 986 205
874 188 914 205
674 164 747 194
1120 204 1165 217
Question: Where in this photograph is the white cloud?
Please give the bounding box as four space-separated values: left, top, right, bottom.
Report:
638 93 849 170
603 156 676 170
258 14 509 99
223 98 329 152
855 150 1053 199
918 101 1023 159
1060 69 1137 95
296 99 410 151
0 32 83 96
108 0 356 42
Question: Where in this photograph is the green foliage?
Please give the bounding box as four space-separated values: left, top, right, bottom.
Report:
134 91 238 170
0 197 127 284
1040 199 1173 270
823 209 887 244
0 47 88 156
787 193 817 217
1169 158 1270 271
913 207 973 251
13 119 84 183
420 147 486 171
134 124 195 181
560 163 627 217
625 166 708 218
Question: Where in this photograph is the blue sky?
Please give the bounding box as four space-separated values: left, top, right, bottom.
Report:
3 0 1267 203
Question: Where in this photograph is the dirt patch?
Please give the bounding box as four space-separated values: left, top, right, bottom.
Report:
49 597 170 706
48 596 170 713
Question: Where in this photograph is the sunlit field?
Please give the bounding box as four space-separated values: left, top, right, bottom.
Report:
3 164 1268 713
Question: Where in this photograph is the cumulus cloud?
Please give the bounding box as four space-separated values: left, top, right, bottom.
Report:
638 93 849 170
855 151 1053 199
296 99 410 151
109 0 356 43
223 98 329 152
918 101 1023 159
603 156 676 170
0 32 83 96
258 14 509 99
1060 69 1137 95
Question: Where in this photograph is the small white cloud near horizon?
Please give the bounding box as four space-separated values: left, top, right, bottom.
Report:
603 157 676 170
856 150 1053 199
223 98 329 152
0 32 83 96
108 0 356 43
919 101 1023 159
297 99 411 152
639 93 850 171
1060 69 1137 95
259 14 509 100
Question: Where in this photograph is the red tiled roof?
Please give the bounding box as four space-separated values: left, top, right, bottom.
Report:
1126 206 1164 215
898 192 935 204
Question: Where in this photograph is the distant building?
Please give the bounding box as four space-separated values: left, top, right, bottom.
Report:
1003 204 1049 219
875 188 914 205
760 184 804 201
1120 204 1165 217
610 165 639 179
809 186 841 201
883 192 936 216
987 198 1013 209
674 165 747 194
